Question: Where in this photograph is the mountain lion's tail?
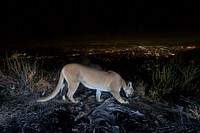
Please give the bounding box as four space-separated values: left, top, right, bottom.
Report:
36 70 65 102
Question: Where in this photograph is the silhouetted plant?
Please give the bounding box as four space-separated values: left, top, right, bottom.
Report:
0 57 51 96
149 61 200 102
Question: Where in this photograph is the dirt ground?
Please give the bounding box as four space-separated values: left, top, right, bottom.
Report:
0 89 199 133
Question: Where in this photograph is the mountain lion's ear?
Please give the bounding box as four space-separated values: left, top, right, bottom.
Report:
128 82 132 88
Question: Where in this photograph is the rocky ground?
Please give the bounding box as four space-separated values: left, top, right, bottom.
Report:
0 89 199 133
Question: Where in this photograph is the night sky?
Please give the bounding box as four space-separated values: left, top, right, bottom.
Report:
1 1 200 47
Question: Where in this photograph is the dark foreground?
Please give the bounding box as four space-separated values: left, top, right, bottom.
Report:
0 91 199 133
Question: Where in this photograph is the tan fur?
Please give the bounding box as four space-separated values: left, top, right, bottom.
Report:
37 63 134 104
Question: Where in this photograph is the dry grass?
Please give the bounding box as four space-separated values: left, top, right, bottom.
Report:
0 57 54 97
149 61 200 102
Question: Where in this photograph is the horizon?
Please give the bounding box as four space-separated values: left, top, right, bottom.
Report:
1 1 200 48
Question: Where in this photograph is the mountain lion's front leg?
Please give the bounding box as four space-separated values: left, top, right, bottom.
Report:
111 90 129 104
96 90 104 102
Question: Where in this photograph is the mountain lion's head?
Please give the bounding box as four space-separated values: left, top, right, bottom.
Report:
124 82 134 97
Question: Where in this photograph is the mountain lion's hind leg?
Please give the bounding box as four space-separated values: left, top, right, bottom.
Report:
96 90 104 102
67 82 79 103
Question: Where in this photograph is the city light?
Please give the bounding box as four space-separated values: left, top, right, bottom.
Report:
1 45 196 61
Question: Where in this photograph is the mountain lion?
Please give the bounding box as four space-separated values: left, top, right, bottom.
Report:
37 63 134 104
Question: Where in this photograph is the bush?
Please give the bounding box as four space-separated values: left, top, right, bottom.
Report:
0 57 52 96
149 60 200 102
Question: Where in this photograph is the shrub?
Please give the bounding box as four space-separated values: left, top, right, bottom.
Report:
0 57 52 96
149 61 200 102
